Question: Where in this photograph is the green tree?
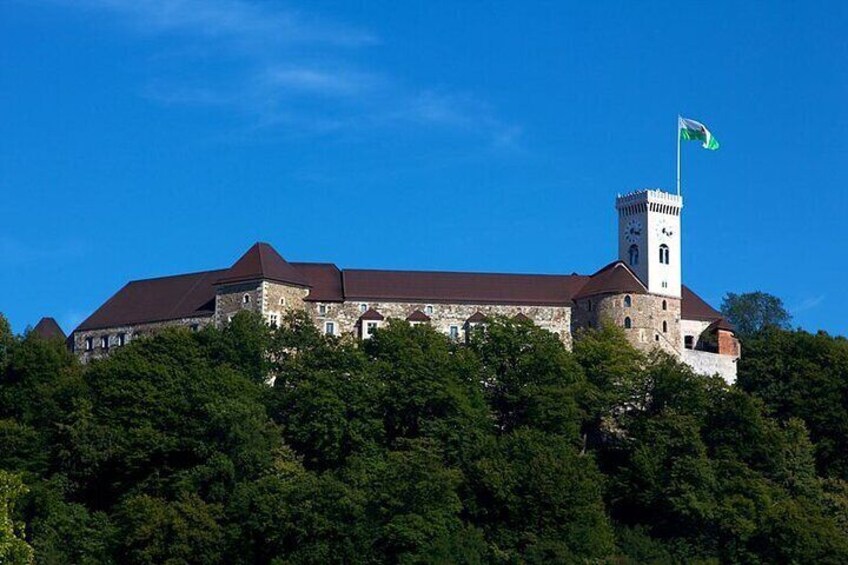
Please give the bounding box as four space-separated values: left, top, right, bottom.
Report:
720 291 791 337
0 471 34 565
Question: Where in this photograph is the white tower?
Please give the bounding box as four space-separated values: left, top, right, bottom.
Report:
616 189 683 298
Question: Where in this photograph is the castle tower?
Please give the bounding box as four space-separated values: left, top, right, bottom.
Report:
616 190 682 298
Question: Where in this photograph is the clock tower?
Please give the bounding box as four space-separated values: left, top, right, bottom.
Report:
616 189 683 298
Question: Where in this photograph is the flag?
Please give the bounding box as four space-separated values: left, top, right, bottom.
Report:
679 116 719 150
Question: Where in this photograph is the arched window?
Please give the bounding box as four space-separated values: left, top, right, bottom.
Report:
659 244 670 265
624 295 632 307
243 294 251 304
624 317 632 329
629 244 639 266
662 320 668 333
662 299 667 311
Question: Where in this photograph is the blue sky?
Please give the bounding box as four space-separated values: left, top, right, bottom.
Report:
2 1 846 335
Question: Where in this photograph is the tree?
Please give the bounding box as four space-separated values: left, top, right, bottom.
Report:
0 471 34 565
721 291 791 337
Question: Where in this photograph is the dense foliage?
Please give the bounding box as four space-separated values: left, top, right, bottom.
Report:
0 311 846 563
720 291 792 338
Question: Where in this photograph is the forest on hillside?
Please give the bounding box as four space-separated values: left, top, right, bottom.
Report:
1 308 848 564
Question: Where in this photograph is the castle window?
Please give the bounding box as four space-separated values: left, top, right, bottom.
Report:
360 303 368 313
663 321 668 333
449 325 460 340
365 321 378 336
279 297 286 306
624 317 632 329
319 304 327 315
425 305 434 315
684 335 694 349
116 333 126 347
100 336 109 350
269 313 279 327
243 294 251 304
325 321 335 336
662 300 667 311
659 244 670 265
85 337 93 351
624 295 632 307
629 244 639 266
190 324 199 332
655 334 660 342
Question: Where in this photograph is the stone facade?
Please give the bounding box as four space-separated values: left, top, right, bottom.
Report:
306 300 573 347
573 293 682 355
73 315 214 363
262 282 310 324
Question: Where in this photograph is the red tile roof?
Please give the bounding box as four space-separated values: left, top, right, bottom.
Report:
359 308 385 321
216 243 309 287
466 312 487 324
76 269 224 331
72 242 728 335
343 269 589 306
406 310 431 322
573 261 647 300
32 317 66 340
681 286 723 322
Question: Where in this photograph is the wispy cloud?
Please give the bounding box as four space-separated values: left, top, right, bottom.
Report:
0 236 88 266
791 294 826 315
46 0 517 145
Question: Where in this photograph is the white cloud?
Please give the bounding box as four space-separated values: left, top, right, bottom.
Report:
44 0 517 145
791 295 826 314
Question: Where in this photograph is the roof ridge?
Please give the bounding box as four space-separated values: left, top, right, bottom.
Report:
342 267 588 278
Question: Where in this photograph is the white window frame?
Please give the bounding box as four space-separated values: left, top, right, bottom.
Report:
84 337 93 351
268 313 279 327
425 304 434 315
100 336 109 349
449 325 460 340
324 321 336 336
243 293 251 304
359 303 368 313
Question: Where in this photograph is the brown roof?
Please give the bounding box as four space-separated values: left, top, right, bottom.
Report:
32 317 66 340
73 242 728 335
359 308 385 321
513 312 532 322
406 310 431 322
342 269 589 306
706 318 735 332
466 312 487 324
681 286 723 322
573 261 647 300
292 263 344 301
76 269 224 331
216 243 309 287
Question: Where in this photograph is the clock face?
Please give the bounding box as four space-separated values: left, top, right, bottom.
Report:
624 219 643 243
656 219 674 239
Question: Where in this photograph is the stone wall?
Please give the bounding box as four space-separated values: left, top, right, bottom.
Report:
681 349 738 384
262 282 310 325
215 282 262 326
72 315 214 363
305 300 574 347
573 293 682 355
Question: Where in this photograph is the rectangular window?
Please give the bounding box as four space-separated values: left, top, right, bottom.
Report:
360 303 368 313
269 313 279 327
684 335 694 349
449 326 460 340
319 304 327 315
117 333 126 347
190 324 199 332
85 337 93 351
100 336 109 350
325 322 335 336
366 322 378 336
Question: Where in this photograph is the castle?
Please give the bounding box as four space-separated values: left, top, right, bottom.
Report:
63 189 740 382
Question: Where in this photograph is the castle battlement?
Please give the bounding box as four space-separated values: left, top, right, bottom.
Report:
616 189 683 216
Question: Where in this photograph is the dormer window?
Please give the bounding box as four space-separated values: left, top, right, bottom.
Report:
243 294 251 305
629 244 639 266
659 244 670 265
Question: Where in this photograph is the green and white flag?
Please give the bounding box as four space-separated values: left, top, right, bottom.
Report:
679 116 719 150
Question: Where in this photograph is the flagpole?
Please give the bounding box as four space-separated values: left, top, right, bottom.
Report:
676 115 681 196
